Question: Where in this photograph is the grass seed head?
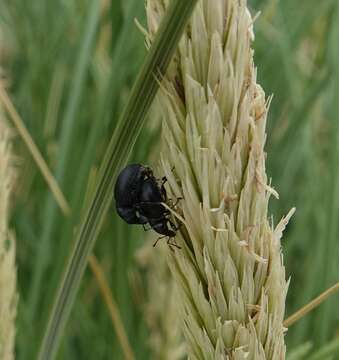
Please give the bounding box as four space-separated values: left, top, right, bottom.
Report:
145 0 294 358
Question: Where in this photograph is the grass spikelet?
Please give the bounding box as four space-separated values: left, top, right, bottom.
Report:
136 242 185 359
145 0 294 358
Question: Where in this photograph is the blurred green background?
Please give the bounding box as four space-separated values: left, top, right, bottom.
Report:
0 0 339 358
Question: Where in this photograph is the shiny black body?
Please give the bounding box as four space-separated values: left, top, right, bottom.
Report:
114 164 177 239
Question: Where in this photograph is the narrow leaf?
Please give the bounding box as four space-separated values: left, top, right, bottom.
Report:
38 0 198 359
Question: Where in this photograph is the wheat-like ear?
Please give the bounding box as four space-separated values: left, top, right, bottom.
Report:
136 242 185 359
0 102 17 360
146 0 294 358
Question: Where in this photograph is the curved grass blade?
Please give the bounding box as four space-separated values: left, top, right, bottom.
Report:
38 0 198 359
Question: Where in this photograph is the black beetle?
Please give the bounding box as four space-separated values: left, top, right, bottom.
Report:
114 164 180 247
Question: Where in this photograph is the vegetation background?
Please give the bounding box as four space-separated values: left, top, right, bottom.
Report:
0 0 339 358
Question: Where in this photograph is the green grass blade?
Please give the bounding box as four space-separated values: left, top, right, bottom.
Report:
287 342 313 360
308 338 339 360
37 1 198 359
316 2 339 343
28 0 101 320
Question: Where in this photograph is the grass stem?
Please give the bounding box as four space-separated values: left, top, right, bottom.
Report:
88 255 135 360
284 282 339 328
0 83 71 216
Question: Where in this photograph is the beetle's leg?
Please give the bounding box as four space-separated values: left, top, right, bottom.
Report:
153 235 167 247
172 196 183 207
167 237 181 250
165 195 183 208
153 238 160 247
142 223 151 231
155 176 168 201
168 218 176 229
161 182 168 200
167 217 182 232
158 166 175 184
